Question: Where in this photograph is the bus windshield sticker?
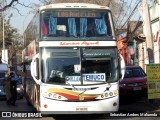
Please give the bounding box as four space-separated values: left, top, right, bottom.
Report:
66 73 106 82
74 65 81 73
66 76 81 82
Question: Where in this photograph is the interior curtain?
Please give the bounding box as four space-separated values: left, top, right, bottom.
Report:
80 18 87 37
49 16 57 35
95 16 107 35
42 20 48 35
68 18 77 37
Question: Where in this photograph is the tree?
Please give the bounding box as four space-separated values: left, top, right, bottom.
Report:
0 0 18 12
0 13 22 67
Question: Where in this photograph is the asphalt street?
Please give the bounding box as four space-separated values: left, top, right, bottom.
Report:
0 97 160 120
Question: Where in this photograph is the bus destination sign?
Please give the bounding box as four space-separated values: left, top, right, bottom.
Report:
57 11 100 17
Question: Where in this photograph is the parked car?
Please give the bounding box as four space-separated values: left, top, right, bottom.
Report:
10 71 23 99
119 65 147 98
0 64 8 100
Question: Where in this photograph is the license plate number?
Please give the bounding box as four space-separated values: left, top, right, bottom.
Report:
133 87 142 91
76 107 88 111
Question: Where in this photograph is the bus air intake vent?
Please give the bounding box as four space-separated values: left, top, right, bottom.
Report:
51 52 78 57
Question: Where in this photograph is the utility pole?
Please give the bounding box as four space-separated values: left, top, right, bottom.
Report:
2 0 6 64
142 0 154 64
158 0 160 29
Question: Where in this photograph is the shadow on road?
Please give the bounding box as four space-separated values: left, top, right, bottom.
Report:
119 96 160 115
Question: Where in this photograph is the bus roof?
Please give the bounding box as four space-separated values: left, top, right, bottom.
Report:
39 3 110 11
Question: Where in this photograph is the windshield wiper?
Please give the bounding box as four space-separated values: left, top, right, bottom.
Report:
66 80 76 89
103 81 112 92
79 89 87 96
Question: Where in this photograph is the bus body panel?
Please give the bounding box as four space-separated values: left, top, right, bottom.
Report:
39 82 119 113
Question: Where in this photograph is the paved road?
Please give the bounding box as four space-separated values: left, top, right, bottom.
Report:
0 97 160 120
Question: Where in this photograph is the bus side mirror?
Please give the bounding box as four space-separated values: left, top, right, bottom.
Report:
31 53 40 84
119 54 126 82
34 58 39 80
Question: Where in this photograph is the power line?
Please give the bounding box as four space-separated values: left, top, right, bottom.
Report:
114 0 125 26
121 0 141 29
117 0 134 28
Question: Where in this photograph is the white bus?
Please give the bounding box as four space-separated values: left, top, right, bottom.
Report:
22 3 125 114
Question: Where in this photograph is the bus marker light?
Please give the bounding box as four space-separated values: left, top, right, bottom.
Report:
113 102 117 106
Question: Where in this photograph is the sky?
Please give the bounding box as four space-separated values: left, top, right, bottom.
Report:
5 0 154 35
6 0 41 35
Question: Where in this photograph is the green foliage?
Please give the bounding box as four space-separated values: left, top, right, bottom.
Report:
0 14 23 65
0 14 22 49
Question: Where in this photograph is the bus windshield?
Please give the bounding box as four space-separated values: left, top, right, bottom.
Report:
41 10 114 39
41 47 118 85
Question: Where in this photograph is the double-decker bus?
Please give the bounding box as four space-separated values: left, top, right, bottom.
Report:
22 3 125 114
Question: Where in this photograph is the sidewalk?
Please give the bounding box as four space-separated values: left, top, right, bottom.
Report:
119 97 160 116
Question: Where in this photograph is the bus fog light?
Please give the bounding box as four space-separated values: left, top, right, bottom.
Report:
113 102 117 106
44 104 48 108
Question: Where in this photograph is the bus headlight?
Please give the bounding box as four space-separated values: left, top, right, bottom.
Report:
105 93 108 97
43 92 67 100
48 93 52 98
109 92 113 96
101 94 104 98
58 96 61 99
96 90 118 99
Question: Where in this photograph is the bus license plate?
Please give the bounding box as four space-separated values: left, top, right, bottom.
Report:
76 107 88 111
